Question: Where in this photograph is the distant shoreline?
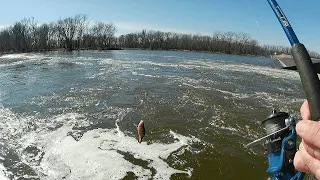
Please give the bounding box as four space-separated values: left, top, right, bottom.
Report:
1 15 319 60
0 47 124 56
121 48 269 58
0 48 270 59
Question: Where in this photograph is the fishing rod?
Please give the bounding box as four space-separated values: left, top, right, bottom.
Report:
245 0 320 179
268 0 320 119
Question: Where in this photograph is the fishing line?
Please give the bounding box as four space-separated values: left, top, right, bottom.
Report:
249 1 298 110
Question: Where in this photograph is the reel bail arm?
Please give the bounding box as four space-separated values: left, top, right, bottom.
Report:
245 110 304 180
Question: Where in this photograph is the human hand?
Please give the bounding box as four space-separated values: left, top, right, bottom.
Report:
294 100 320 179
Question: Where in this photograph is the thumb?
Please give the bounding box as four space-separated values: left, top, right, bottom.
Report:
297 120 320 148
300 100 311 120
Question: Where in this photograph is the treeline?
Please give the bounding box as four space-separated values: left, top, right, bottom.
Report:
118 30 320 58
0 14 319 58
0 14 117 53
119 30 262 55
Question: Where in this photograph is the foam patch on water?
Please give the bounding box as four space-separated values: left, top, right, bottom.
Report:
0 54 31 59
178 76 303 106
0 53 47 60
22 125 195 179
0 53 51 69
0 164 9 180
0 106 196 179
29 126 194 180
131 59 300 82
131 71 159 78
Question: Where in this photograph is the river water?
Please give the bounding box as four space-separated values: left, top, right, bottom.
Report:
0 50 307 179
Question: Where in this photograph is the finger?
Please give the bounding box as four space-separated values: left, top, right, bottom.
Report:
301 140 320 161
294 143 311 172
300 100 311 120
299 142 320 179
296 120 320 148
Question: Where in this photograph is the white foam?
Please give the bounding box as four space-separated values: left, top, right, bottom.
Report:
0 164 8 180
0 106 196 179
130 59 300 82
0 53 50 68
132 72 158 78
23 126 195 180
0 54 29 59
0 53 46 60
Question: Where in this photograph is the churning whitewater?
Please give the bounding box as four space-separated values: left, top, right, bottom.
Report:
0 106 197 179
0 50 305 179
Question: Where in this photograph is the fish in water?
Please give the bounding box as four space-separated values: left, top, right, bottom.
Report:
137 120 145 143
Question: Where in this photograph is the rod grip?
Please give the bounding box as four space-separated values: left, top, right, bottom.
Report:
291 43 320 120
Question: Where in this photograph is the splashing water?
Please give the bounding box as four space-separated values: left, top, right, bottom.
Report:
0 50 306 179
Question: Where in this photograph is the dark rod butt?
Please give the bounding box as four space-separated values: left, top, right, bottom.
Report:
291 43 320 120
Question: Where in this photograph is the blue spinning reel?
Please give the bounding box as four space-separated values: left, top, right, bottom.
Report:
245 110 304 180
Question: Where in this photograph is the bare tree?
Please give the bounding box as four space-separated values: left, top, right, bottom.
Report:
1 15 319 58
91 22 116 49
56 14 87 51
36 23 50 50
0 27 13 52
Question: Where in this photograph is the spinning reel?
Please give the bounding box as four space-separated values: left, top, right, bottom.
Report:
245 110 304 180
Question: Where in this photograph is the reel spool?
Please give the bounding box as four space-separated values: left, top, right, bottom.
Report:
245 110 291 149
261 110 291 154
